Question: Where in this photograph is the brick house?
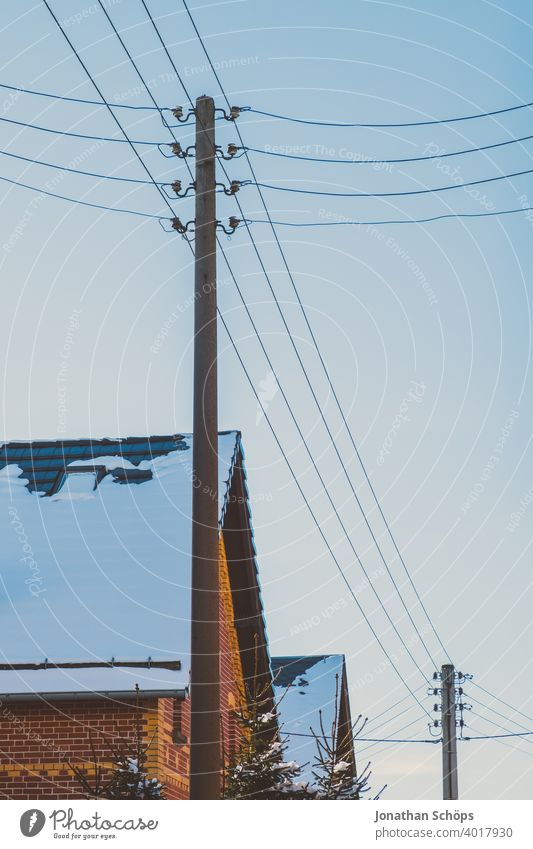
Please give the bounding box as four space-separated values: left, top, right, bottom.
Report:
0 432 273 799
0 432 355 799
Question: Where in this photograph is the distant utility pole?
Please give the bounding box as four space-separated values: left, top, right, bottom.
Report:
441 663 459 800
190 94 220 800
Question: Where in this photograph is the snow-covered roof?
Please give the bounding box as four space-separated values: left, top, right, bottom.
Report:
271 655 346 784
0 665 187 700
0 432 241 680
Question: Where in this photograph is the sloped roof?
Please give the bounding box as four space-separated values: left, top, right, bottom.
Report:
0 432 241 678
271 655 346 783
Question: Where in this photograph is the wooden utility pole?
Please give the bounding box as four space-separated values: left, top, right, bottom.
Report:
190 94 220 800
441 663 459 800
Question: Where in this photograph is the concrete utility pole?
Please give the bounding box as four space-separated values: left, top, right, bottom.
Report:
441 663 459 800
190 94 220 800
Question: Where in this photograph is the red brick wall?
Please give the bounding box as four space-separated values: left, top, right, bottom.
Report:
0 697 158 799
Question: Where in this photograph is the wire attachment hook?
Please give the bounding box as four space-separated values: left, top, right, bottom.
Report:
171 142 196 159
171 216 195 235
217 143 245 160
216 179 251 196
162 180 196 199
215 105 243 121
216 216 241 235
428 720 442 738
172 105 195 123
162 106 196 127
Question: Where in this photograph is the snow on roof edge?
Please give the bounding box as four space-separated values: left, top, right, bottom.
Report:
0 666 189 698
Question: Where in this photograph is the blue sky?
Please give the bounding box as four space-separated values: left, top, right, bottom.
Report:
1 0 533 799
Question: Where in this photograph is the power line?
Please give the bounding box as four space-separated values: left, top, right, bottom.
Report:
181 0 451 668
364 705 424 740
0 172 163 218
0 80 165 110
357 716 430 755
42 0 176 221
217 305 432 719
0 80 223 122
464 730 533 740
0 147 164 185
215 226 433 685
354 687 428 742
470 695 532 732
364 687 425 729
0 113 163 145
246 132 533 165
96 0 173 125
139 0 195 105
472 681 533 727
247 206 533 227
469 696 533 744
247 99 533 128
255 166 533 198
5 80 533 131
229 208 439 673
285 731 438 743
459 725 533 760
467 701 533 751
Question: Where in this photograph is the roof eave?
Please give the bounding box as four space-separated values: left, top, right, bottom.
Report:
0 688 188 702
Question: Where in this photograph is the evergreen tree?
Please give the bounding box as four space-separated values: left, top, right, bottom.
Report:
310 674 385 800
67 687 164 799
225 665 385 800
103 733 164 800
223 676 312 799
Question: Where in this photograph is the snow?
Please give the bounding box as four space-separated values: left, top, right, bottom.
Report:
275 760 298 771
67 457 138 470
258 711 275 724
271 655 345 785
51 472 96 501
0 432 240 677
0 665 187 696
